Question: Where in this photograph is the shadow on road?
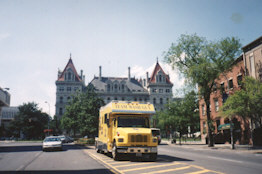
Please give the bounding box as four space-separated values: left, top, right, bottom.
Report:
0 169 114 174
0 143 91 153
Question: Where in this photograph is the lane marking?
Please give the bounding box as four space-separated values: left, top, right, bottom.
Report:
86 151 123 174
185 169 210 174
190 165 224 174
142 166 191 174
207 156 243 163
107 161 130 165
122 162 181 172
15 151 42 171
114 162 155 168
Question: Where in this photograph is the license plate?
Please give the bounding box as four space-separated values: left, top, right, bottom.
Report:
136 153 142 157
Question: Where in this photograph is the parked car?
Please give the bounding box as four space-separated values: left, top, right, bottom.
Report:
58 135 66 143
42 136 62 151
151 128 161 145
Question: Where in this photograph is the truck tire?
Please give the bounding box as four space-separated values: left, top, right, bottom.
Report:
112 142 121 161
149 153 157 161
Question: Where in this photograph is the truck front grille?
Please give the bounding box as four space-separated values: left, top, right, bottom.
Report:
129 134 148 143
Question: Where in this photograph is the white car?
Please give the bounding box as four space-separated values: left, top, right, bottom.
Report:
42 136 63 151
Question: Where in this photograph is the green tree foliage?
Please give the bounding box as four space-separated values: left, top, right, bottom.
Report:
156 91 199 142
61 87 104 137
7 102 49 139
164 34 241 146
221 77 262 127
49 115 62 135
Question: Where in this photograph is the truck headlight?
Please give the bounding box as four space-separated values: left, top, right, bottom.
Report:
118 138 124 142
153 138 157 143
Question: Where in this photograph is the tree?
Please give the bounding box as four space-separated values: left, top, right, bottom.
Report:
7 102 49 139
165 34 241 146
220 77 262 131
61 87 104 137
155 91 199 144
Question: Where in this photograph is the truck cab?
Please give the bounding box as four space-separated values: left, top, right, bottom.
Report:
96 101 158 161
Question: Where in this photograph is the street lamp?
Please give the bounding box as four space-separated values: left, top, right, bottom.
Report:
45 101 50 136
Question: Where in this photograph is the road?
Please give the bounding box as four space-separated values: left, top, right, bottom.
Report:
1 141 262 174
0 141 113 173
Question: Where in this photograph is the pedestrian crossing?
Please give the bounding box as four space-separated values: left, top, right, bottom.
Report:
85 149 224 174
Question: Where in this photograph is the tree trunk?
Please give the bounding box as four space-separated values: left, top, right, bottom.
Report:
205 99 214 147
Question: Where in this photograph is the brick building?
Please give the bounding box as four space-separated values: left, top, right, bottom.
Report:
199 56 251 144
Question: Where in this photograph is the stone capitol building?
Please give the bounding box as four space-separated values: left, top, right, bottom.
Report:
55 56 173 119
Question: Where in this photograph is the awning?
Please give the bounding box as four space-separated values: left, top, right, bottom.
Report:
218 123 233 131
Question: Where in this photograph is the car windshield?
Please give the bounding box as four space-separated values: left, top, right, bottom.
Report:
117 116 149 128
152 130 160 136
44 137 61 142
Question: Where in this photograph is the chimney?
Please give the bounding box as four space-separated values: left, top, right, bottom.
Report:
146 72 149 84
99 66 102 81
128 67 131 81
80 70 83 79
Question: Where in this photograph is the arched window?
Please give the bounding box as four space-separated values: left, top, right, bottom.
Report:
114 97 118 101
68 72 72 80
159 75 162 82
114 84 118 92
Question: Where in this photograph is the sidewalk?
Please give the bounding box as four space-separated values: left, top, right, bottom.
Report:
161 140 262 154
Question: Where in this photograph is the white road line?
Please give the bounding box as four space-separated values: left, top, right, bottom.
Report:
207 156 243 163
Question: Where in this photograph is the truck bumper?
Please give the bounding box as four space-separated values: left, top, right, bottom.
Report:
117 146 157 153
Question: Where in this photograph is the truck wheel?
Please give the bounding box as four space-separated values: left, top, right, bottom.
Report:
149 153 157 161
112 142 120 161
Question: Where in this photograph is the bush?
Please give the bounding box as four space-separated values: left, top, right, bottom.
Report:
77 138 95 145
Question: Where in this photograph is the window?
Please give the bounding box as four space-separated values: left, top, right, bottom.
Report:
67 87 71 92
60 96 63 103
166 98 169 103
237 75 242 86
159 89 163 93
68 72 72 80
67 97 71 102
122 97 125 101
202 104 205 116
74 87 79 91
139 98 142 102
250 55 256 77
104 114 107 124
107 97 111 101
166 89 170 93
160 98 163 104
152 89 157 93
114 84 118 92
134 98 137 101
159 75 162 82
59 87 64 92
153 98 156 104
114 97 118 101
214 99 219 112
220 82 224 92
107 84 110 92
59 108 63 115
122 84 125 92
229 79 233 89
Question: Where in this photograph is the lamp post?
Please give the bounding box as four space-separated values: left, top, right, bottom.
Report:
45 101 50 136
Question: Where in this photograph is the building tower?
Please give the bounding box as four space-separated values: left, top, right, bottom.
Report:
55 55 85 119
146 60 173 111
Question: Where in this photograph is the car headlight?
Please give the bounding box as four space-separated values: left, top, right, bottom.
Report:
118 138 124 142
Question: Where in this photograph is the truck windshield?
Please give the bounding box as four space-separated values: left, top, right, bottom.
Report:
118 117 149 128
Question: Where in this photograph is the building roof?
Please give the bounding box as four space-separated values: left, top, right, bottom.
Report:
57 58 82 82
242 36 262 53
149 61 172 85
90 77 148 93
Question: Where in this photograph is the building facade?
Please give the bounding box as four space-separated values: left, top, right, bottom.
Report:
199 56 250 144
199 36 262 145
55 57 86 119
0 106 19 128
90 61 173 111
242 36 262 82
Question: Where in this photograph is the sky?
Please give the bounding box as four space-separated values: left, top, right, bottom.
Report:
0 0 261 116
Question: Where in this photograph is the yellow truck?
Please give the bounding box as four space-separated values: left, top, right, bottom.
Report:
95 101 158 161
